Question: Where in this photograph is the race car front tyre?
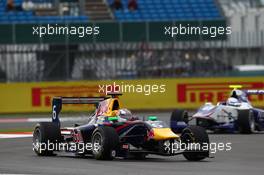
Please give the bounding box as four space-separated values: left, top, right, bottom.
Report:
170 109 189 133
181 125 209 161
237 110 255 134
91 126 119 160
33 122 61 156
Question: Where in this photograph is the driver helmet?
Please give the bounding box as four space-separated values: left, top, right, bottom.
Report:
118 108 137 120
227 97 240 106
230 89 243 99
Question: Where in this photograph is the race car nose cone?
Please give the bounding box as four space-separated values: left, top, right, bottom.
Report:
152 128 179 140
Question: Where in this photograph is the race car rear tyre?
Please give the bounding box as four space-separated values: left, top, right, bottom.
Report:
91 126 119 160
237 110 255 134
33 122 61 156
170 109 189 133
181 125 209 161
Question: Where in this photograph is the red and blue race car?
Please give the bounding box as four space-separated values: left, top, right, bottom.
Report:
33 93 210 161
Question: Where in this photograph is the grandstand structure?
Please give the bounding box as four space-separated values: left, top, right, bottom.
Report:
112 0 222 21
0 0 222 23
0 0 263 82
0 0 88 23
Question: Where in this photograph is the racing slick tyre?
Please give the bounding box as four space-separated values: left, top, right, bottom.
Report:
170 109 189 133
237 110 255 134
33 122 61 156
91 126 119 160
181 125 209 161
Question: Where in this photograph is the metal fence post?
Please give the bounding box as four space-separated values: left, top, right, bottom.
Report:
66 23 70 80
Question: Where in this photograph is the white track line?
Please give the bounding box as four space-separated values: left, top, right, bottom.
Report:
0 117 87 123
28 117 87 122
0 134 32 139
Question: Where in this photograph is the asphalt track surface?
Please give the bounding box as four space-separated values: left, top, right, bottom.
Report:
0 112 263 175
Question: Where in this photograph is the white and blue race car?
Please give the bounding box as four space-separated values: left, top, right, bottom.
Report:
171 85 264 134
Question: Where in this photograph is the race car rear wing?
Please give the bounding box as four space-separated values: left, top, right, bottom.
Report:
52 97 106 126
229 85 264 96
59 97 106 104
245 90 264 95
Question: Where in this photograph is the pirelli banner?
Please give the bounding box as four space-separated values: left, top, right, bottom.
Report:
0 77 264 113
